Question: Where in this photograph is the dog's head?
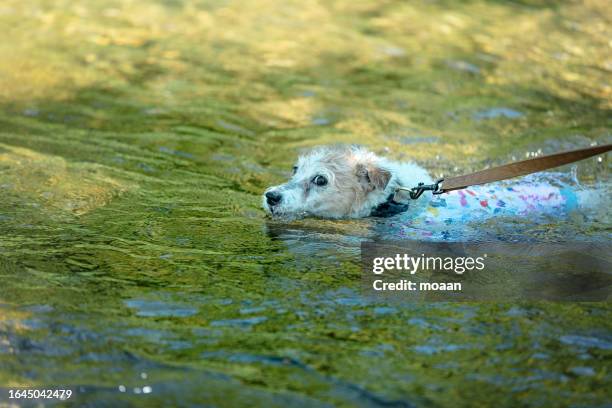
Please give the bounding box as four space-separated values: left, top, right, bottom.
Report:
262 146 393 219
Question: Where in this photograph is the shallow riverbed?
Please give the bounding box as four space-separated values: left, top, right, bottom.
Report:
0 1 611 406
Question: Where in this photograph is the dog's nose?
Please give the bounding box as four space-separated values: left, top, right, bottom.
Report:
265 191 282 206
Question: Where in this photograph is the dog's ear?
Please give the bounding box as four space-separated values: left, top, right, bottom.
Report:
356 163 391 192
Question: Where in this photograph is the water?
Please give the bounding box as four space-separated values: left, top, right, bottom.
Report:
0 1 610 406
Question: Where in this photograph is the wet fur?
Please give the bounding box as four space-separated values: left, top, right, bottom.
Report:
263 146 431 219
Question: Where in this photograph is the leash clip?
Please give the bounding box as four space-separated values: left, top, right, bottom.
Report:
396 178 444 200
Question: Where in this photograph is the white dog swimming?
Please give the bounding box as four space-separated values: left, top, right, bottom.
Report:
262 145 431 219
262 145 603 241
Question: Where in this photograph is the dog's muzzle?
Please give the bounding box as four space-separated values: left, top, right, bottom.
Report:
265 190 282 207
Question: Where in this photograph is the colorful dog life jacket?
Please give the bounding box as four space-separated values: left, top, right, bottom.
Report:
385 173 592 241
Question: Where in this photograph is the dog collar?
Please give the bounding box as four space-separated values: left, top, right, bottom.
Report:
370 193 409 218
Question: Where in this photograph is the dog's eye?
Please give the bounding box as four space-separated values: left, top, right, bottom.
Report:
292 166 298 175
312 175 327 186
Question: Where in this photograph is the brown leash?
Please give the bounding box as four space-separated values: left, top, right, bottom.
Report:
396 144 611 200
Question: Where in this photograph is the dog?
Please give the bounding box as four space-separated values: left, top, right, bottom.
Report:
262 145 598 236
262 145 431 219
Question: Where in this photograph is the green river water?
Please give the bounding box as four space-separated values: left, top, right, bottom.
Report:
0 1 611 407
